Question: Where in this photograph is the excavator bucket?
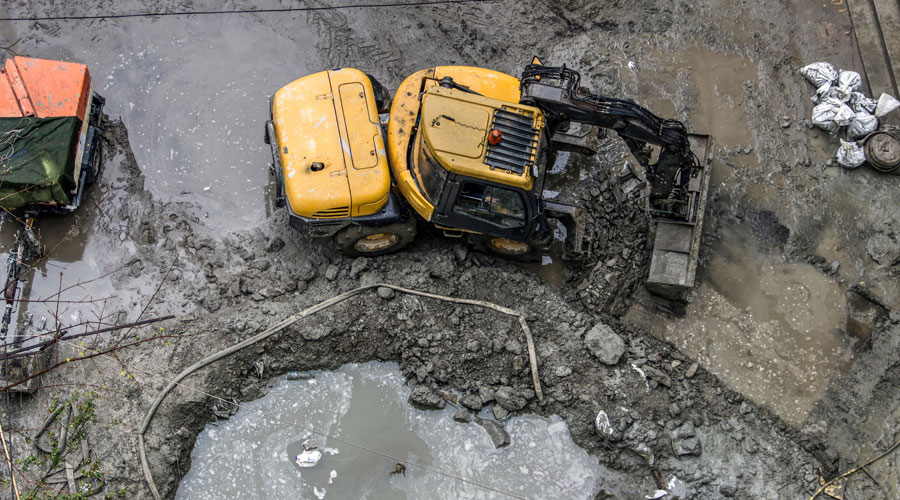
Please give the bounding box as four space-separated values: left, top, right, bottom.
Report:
645 134 713 300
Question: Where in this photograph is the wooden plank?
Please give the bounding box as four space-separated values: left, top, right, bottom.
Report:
65 462 76 493
871 0 900 94
847 0 897 96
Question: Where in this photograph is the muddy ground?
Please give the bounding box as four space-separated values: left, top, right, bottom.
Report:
2 0 900 499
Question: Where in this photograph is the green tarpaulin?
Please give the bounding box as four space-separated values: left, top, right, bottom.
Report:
0 116 81 211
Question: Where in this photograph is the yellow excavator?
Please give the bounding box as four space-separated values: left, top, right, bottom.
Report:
265 60 711 297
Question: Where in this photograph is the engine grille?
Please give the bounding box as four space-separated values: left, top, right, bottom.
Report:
313 206 350 218
483 109 539 174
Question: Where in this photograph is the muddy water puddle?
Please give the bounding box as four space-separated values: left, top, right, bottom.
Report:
619 46 760 190
0 213 124 346
178 362 629 499
2 12 321 230
646 224 855 426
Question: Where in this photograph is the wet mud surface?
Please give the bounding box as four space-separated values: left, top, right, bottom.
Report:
1 0 900 499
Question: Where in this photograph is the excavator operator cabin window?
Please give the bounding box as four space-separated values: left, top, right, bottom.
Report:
453 182 525 229
417 142 447 204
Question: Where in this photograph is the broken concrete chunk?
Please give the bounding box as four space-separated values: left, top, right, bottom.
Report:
672 436 702 456
376 286 395 300
461 393 483 411
478 386 495 406
408 385 446 410
452 406 470 423
492 404 509 420
642 365 672 388
324 264 339 281
349 257 369 278
672 421 696 439
302 324 334 341
583 323 625 365
494 386 527 411
630 442 654 465
475 417 510 449
684 362 699 378
297 260 318 282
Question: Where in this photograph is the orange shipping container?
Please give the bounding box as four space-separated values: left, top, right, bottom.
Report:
0 56 92 120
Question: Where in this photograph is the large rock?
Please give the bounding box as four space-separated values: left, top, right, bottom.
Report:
672 421 696 439
494 386 527 411
475 417 510 448
408 385 446 410
453 406 471 423
584 323 625 365
672 436 702 456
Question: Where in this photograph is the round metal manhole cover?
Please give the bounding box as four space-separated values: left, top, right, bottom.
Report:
865 132 900 172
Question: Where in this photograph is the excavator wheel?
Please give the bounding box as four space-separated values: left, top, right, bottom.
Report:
366 74 392 114
334 220 416 257
470 235 541 262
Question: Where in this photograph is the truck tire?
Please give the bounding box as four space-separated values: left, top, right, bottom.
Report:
85 137 103 186
334 220 416 256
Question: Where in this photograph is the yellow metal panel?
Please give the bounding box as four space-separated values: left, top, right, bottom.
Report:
386 66 523 222
420 87 540 191
422 95 490 158
273 68 390 218
387 68 436 221
432 66 521 102
273 71 351 218
338 82 378 169
328 69 391 217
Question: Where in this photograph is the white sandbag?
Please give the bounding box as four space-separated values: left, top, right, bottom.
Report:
837 70 862 92
836 139 866 168
812 82 832 104
874 93 900 117
812 97 855 132
849 92 878 113
847 111 878 140
800 62 838 87
826 85 851 103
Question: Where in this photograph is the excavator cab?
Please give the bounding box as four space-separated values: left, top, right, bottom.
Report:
410 85 551 252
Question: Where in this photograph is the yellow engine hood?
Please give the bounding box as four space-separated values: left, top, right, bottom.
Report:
272 68 390 218
420 87 542 191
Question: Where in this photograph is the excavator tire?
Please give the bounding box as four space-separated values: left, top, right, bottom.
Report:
469 235 541 262
366 74 392 114
334 220 416 257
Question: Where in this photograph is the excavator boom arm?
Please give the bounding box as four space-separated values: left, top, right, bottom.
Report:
520 64 700 222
